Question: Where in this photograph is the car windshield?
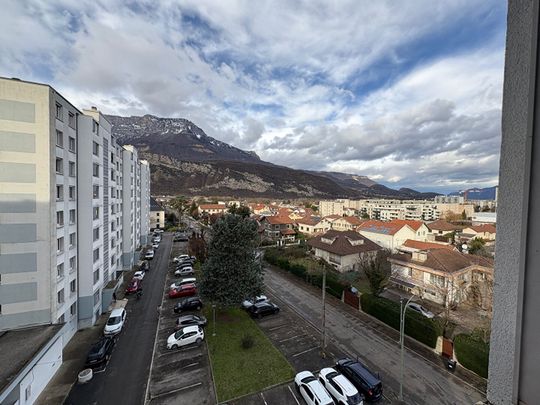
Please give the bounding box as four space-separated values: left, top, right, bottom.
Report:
107 316 121 325
347 393 363 404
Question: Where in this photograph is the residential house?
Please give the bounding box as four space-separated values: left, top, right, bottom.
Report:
388 249 494 309
398 239 456 253
471 212 497 225
198 204 227 215
357 220 416 251
259 215 296 241
296 216 322 236
150 197 165 230
389 219 430 241
459 224 497 241
331 216 365 231
308 230 381 272
426 219 463 235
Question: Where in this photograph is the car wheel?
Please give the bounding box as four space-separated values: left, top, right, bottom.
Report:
196 338 202 345
171 344 178 350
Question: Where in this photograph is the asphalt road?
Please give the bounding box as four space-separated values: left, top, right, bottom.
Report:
264 266 485 405
65 234 172 405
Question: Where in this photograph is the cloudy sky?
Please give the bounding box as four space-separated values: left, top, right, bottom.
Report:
1 1 506 193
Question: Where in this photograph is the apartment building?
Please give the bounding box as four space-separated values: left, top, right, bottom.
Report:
0 78 151 404
150 197 165 229
319 200 344 217
140 160 151 244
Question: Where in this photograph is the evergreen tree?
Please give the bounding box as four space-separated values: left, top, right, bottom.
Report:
199 214 263 306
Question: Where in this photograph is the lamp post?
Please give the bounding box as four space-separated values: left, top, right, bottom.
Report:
399 295 415 402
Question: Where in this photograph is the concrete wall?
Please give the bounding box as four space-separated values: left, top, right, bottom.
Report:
488 1 540 403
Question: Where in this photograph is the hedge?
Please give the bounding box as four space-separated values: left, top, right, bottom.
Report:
454 333 489 378
264 249 345 299
360 293 440 348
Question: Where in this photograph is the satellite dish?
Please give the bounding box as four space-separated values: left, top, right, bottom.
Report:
462 244 468 250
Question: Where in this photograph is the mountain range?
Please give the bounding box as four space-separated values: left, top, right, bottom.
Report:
449 186 498 200
106 114 439 199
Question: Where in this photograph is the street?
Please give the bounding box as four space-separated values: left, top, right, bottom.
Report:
65 234 172 405
264 266 485 405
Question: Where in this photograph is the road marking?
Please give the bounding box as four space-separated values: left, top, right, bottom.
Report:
260 392 268 405
292 346 318 357
150 382 202 400
288 385 301 405
182 362 199 368
279 334 304 343
269 323 287 331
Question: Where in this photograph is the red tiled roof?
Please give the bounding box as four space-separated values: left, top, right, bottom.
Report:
470 224 496 233
323 215 342 220
308 230 381 256
358 220 406 236
427 219 463 232
342 216 365 226
389 219 425 231
401 239 455 251
390 250 493 274
281 229 296 235
263 215 294 225
200 204 227 210
296 216 321 226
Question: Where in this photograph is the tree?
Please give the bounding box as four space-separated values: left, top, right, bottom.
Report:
188 234 208 263
165 211 178 225
199 214 263 307
360 250 391 296
361 212 370 219
469 238 488 256
461 209 467 220
170 195 189 217
228 204 251 218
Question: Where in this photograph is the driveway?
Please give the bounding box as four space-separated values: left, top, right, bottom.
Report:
65 234 172 405
264 266 485 405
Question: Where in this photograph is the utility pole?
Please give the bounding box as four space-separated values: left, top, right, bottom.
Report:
399 295 415 402
321 262 327 355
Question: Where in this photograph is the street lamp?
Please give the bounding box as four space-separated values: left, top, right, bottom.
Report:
399 295 415 402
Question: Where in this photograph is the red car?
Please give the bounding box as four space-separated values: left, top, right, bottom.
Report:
125 278 142 295
169 283 197 299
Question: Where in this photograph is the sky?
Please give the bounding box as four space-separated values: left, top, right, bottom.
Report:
0 1 507 193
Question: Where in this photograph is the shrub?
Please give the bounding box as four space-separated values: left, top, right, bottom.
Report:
454 333 489 378
360 293 440 348
241 334 255 349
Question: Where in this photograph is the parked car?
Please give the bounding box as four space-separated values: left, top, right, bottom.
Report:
248 302 279 318
169 283 197 299
335 359 383 402
295 371 335 405
176 260 194 269
154 229 164 233
152 242 159 249
170 277 196 289
85 336 115 368
173 254 189 263
125 278 142 295
167 325 204 350
177 258 195 266
104 308 127 336
241 295 268 309
133 270 145 280
139 260 150 272
144 250 155 260
175 314 208 330
175 266 194 277
152 235 161 243
174 296 203 313
407 303 435 318
319 367 364 405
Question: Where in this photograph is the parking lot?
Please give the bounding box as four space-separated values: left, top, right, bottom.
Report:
146 241 216 405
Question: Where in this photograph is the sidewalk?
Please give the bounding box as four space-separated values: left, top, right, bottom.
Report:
35 299 128 405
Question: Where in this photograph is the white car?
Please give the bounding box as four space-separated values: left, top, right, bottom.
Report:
171 277 196 289
175 267 194 277
133 270 145 280
104 308 127 336
295 371 335 405
319 367 363 405
167 325 204 349
144 250 155 260
242 295 268 309
152 242 159 249
408 303 435 318
173 254 189 263
154 229 164 233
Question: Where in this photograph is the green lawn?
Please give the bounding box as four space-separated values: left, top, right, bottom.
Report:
204 307 295 402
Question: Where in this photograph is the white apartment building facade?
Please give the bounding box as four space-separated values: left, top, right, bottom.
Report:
319 200 344 217
140 160 151 244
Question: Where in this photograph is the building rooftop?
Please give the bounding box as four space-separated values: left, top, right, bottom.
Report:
0 324 63 395
308 230 381 256
401 239 456 251
426 219 463 232
150 197 164 212
357 220 405 235
389 219 426 231
390 250 494 274
199 204 227 210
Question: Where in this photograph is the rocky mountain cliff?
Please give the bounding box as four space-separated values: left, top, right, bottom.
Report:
107 114 435 199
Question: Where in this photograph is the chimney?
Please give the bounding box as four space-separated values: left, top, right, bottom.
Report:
91 106 98 110
412 251 428 262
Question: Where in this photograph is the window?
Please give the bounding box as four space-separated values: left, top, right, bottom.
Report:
92 120 99 134
70 279 76 293
93 206 100 220
57 288 65 304
56 130 63 147
68 112 76 128
70 302 77 316
58 314 65 323
56 211 64 227
93 141 99 156
93 185 99 199
57 237 64 253
69 256 76 271
93 163 99 177
93 269 100 285
69 232 76 247
57 263 64 278
68 136 75 152
56 185 63 201
93 248 100 263
56 157 63 174
55 103 63 120
69 161 76 177
111 254 116 266
93 290 100 305
93 227 100 242
25 385 31 401
430 273 445 287
69 186 75 200
69 209 76 224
